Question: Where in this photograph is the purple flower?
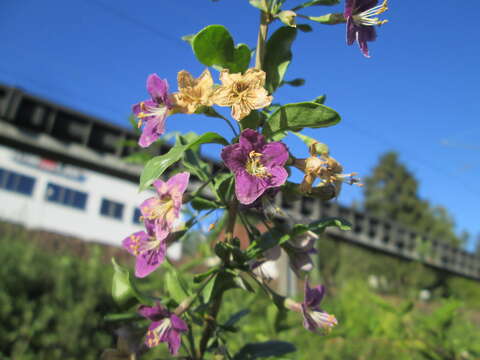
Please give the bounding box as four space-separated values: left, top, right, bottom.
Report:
221 129 289 205
133 74 173 148
301 281 337 333
344 0 388 57
140 172 190 240
122 219 168 278
138 303 188 355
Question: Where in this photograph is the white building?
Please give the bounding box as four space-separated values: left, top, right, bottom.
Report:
0 84 183 258
0 143 150 245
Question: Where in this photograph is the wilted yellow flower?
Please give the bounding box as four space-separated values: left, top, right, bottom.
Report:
212 68 272 121
173 69 214 114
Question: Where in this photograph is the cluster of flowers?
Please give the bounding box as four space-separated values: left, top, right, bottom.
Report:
133 68 271 148
123 66 358 353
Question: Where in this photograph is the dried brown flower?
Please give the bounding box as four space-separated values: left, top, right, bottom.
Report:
212 68 272 121
173 69 214 114
294 152 361 196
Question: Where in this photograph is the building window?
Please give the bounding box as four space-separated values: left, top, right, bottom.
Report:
100 199 124 220
45 182 88 210
0 167 36 196
132 208 142 224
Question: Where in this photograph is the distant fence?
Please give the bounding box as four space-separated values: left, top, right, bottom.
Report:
1 83 479 281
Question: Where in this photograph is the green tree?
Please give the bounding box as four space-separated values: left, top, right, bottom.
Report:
363 151 462 247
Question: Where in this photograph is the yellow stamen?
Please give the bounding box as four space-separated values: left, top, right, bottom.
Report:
353 0 388 26
245 151 271 178
147 198 174 222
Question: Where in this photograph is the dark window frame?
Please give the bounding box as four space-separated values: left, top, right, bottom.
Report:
132 208 142 224
0 167 36 196
45 182 88 210
100 198 124 221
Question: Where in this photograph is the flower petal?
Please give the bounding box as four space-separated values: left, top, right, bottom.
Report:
170 314 189 332
262 141 289 167
357 26 376 58
235 171 266 205
239 128 266 153
147 74 171 107
122 231 149 256
289 252 314 278
344 0 355 17
221 143 247 173
134 240 167 278
138 115 166 148
132 99 156 118
265 165 288 188
140 197 158 220
304 281 325 309
166 172 190 195
212 86 235 107
138 304 168 321
177 70 196 89
166 329 182 355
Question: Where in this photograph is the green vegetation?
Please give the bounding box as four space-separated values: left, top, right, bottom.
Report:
1 225 479 359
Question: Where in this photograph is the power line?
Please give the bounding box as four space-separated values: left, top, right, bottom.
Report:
84 0 182 46
344 120 480 199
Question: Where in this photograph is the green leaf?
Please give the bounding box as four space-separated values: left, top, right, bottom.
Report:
297 24 313 32
182 149 210 182
192 25 251 73
247 217 350 258
227 43 252 73
104 312 141 322
111 258 152 307
189 132 229 149
310 217 352 232
263 102 341 140
240 110 266 130
139 132 228 191
194 266 220 283
192 25 233 66
181 34 195 44
314 94 327 104
202 273 217 303
233 275 255 293
224 309 250 327
139 143 185 191
233 340 296 359
214 173 234 203
264 26 297 93
191 196 220 211
282 78 305 87
296 0 340 9
165 271 189 304
210 272 236 299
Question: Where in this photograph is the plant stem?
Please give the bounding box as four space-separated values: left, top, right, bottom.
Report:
221 114 240 137
186 324 197 360
255 0 270 70
198 199 238 358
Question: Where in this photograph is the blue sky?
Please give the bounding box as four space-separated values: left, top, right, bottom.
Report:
1 0 479 249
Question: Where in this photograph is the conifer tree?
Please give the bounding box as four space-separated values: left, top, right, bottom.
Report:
363 152 462 247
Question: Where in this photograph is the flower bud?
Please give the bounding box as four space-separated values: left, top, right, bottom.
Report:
278 10 297 27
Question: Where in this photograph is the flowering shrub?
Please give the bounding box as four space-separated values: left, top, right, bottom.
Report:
104 0 389 358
